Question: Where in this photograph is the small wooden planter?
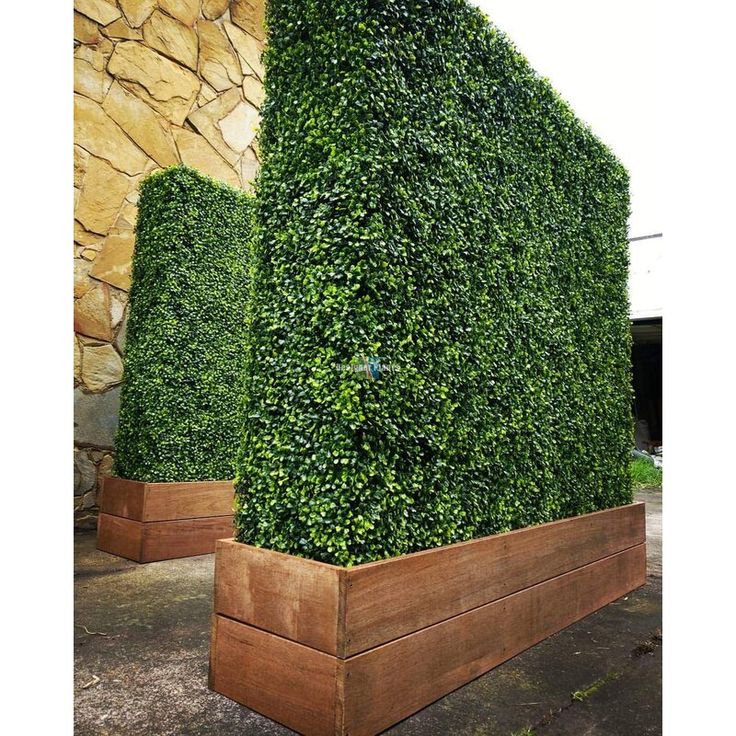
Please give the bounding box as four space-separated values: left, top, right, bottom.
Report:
97 476 235 563
209 503 646 736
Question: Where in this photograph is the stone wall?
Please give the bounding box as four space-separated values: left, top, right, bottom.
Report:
73 0 265 527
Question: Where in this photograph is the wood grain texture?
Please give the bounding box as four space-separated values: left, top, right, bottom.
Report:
143 481 234 521
141 516 234 562
342 544 647 736
96 513 143 561
214 539 344 655
97 513 233 562
211 614 340 736
343 502 645 655
99 476 234 522
99 476 147 520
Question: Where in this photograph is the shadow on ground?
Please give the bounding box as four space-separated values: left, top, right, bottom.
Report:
75 488 661 735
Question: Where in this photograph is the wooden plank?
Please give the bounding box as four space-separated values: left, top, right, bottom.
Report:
143 481 234 522
211 614 339 736
343 503 645 655
140 516 234 562
214 539 344 655
96 513 144 561
342 544 646 736
99 476 147 521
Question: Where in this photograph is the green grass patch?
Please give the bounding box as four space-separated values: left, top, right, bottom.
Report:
572 671 621 702
631 457 663 488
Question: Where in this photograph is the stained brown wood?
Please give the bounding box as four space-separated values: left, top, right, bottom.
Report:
97 476 235 562
209 503 648 735
342 544 646 736
97 513 233 562
99 476 147 520
97 512 143 561
214 539 344 655
100 476 234 522
142 516 234 561
211 614 340 736
343 502 645 655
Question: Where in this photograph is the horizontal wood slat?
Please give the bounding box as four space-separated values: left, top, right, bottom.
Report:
342 544 646 736
214 539 343 655
344 502 645 655
97 513 233 562
211 615 340 736
100 476 234 522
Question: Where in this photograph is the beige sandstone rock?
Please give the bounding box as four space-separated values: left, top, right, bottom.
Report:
173 127 240 188
90 228 135 290
110 292 127 328
74 220 104 247
82 344 124 392
75 283 113 341
102 18 144 40
108 41 200 125
219 100 259 153
74 46 112 103
187 88 242 164
224 21 264 79
74 0 121 26
118 0 156 28
231 0 266 42
240 146 259 190
198 20 243 92
103 81 179 168
75 95 148 175
114 201 138 231
197 80 218 106
98 454 115 480
82 249 98 260
202 0 229 20
74 145 89 188
242 74 264 108
74 337 82 381
75 156 130 235
74 12 100 44
75 259 93 298
159 0 200 27
143 10 198 71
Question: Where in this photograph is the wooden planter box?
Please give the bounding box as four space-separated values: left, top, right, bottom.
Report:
96 476 235 563
209 502 646 735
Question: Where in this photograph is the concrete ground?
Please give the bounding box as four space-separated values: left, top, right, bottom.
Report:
75 488 661 736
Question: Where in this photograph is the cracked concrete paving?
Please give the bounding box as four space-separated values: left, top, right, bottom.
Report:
75 488 661 735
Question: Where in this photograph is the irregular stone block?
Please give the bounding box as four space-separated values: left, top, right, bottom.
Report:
203 0 229 20
118 0 156 28
103 81 179 168
74 283 113 341
75 156 130 235
82 344 124 392
102 18 144 40
74 0 121 26
198 20 243 92
218 100 259 154
74 12 100 44
159 0 200 27
231 0 265 42
224 20 264 79
74 46 111 103
75 94 149 175
90 227 135 290
74 385 121 449
108 41 200 125
74 450 98 495
143 10 198 71
173 127 240 188
187 87 242 165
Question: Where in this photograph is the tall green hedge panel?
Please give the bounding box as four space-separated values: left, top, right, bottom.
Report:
114 165 253 483
235 0 632 565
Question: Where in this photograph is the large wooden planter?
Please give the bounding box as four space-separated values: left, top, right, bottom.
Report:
209 502 646 735
97 476 235 562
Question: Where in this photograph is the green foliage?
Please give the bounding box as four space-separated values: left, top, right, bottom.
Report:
235 0 633 565
631 457 662 488
114 165 254 482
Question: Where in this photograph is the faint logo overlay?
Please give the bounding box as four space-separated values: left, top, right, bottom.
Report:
336 356 398 380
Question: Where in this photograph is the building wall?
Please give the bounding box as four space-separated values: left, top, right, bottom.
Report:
73 0 265 527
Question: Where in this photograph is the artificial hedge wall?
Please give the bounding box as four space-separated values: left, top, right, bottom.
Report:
114 165 253 482
234 0 632 565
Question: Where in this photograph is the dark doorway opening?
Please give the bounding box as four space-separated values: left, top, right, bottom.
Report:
631 317 662 449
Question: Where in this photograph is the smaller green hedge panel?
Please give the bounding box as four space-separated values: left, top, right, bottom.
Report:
235 0 633 566
114 165 254 483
